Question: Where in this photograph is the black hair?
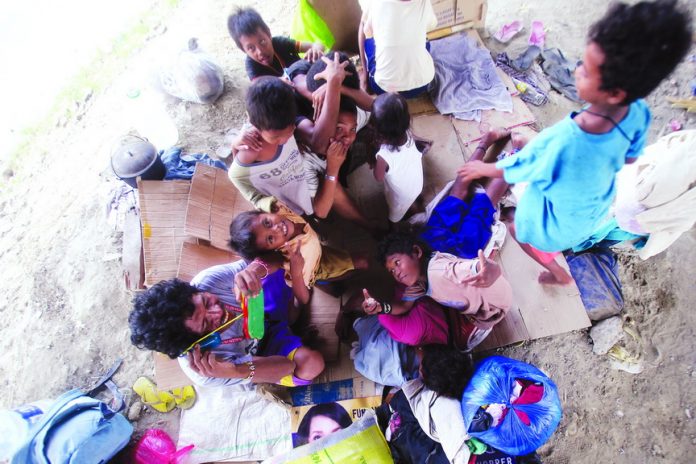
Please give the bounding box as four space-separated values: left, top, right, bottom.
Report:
369 93 411 150
296 402 353 445
129 279 200 359
246 77 298 131
305 51 360 92
377 231 431 267
227 7 271 50
420 344 475 399
228 210 264 260
588 0 692 104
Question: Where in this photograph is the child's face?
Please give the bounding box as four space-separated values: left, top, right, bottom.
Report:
385 247 423 286
334 112 358 147
259 125 295 146
251 213 296 251
575 42 625 105
239 28 275 67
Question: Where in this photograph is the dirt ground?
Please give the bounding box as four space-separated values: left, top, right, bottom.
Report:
1 0 695 462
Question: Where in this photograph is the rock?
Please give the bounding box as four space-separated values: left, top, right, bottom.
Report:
128 401 144 421
590 316 624 355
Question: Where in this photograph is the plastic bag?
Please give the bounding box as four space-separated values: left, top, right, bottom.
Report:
159 38 224 104
133 429 194 464
461 356 562 456
566 247 623 321
291 0 335 52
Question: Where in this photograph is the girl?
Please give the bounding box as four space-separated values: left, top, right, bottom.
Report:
371 93 424 223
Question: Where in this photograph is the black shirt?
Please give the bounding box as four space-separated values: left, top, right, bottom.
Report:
245 36 301 80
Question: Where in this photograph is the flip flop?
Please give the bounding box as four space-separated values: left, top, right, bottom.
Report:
493 20 523 43
528 20 546 47
133 376 176 413
171 385 197 410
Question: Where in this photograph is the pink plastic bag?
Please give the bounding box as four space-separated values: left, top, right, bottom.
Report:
133 429 194 464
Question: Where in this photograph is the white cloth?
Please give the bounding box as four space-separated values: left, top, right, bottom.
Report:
402 379 471 464
368 0 437 92
377 136 424 222
614 130 696 259
178 384 291 463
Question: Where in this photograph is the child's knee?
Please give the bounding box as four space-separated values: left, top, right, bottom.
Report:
293 347 325 379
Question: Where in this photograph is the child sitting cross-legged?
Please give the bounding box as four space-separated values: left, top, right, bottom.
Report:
357 232 513 350
227 7 324 81
228 201 369 305
371 93 425 224
458 0 692 285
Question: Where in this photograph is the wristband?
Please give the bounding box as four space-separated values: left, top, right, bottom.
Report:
380 302 392 314
244 361 256 380
324 174 337 182
251 259 269 279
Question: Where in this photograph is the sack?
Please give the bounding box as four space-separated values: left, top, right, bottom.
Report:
133 429 194 464
160 38 225 104
566 247 623 321
461 356 562 456
10 359 133 464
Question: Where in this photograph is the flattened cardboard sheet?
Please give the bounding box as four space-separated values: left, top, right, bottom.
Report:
185 163 253 251
177 241 240 283
138 179 195 286
154 352 191 391
122 207 144 290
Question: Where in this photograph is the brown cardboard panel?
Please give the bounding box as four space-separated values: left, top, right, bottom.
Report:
455 0 486 27
177 242 240 283
428 0 487 37
153 352 191 391
139 179 192 287
185 163 253 251
476 307 529 352
308 289 342 362
452 95 536 147
122 207 144 290
314 343 362 384
431 0 457 29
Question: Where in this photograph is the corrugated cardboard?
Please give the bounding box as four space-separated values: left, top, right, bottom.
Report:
177 241 240 283
122 207 144 290
429 0 487 37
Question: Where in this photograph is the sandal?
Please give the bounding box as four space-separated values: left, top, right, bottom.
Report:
133 376 176 413
171 385 197 410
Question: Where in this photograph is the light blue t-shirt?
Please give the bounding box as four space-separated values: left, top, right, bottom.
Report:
496 99 650 252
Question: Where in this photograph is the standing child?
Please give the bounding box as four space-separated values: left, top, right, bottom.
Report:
459 0 692 284
371 93 424 223
227 7 324 81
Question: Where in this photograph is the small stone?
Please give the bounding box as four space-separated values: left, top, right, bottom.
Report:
686 409 692 420
590 316 624 355
615 410 624 418
127 401 143 421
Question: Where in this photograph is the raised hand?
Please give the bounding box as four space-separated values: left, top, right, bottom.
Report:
460 249 502 288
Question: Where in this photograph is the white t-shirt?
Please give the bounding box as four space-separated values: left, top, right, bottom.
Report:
369 0 437 92
376 135 424 222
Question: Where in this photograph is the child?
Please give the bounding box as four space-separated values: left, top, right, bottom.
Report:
228 7 325 80
228 201 368 305
371 93 424 223
459 0 692 284
362 232 513 332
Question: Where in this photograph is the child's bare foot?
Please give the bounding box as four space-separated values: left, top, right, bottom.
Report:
510 131 529 151
480 127 512 149
538 269 574 285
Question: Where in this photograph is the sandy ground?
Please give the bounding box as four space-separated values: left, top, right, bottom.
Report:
1 0 695 462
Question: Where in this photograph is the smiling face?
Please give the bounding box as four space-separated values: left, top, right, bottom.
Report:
384 246 423 287
184 292 230 336
239 28 275 67
251 213 296 251
308 415 343 442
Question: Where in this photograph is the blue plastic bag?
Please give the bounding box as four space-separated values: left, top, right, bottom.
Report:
565 247 623 321
461 356 562 456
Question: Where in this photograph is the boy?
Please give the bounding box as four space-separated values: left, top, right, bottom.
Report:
459 0 692 284
362 232 513 332
227 7 324 81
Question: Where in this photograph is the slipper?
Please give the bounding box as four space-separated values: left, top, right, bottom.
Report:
133 376 176 413
528 20 545 47
493 20 523 43
171 385 197 410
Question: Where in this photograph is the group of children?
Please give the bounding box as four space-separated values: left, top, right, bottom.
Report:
129 0 691 456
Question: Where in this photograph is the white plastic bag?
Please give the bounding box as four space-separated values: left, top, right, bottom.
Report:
159 38 224 104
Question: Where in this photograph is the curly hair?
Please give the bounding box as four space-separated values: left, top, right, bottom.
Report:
296 402 353 445
377 231 431 266
227 7 271 50
420 344 475 399
369 92 411 150
228 210 264 260
588 0 692 104
129 279 200 359
246 77 298 131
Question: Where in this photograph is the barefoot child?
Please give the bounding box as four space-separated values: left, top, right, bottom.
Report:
371 93 424 223
227 7 324 81
459 0 692 284
228 202 368 305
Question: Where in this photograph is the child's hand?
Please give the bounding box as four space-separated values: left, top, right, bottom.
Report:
312 84 327 120
461 249 502 288
287 241 305 272
234 266 264 299
315 52 351 85
232 127 263 155
326 138 348 174
305 43 325 63
361 288 381 315
457 160 487 182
